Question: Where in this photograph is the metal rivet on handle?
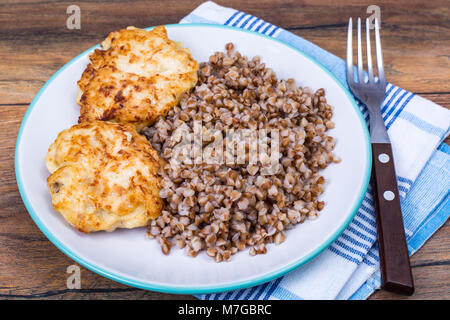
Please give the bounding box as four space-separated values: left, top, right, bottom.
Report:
378 153 390 163
383 190 395 201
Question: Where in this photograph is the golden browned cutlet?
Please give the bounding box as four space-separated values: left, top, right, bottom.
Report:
77 25 199 130
45 121 163 233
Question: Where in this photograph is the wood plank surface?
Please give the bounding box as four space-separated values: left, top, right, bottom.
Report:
0 0 448 300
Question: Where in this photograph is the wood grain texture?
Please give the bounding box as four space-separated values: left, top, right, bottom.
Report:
0 0 448 300
372 143 414 295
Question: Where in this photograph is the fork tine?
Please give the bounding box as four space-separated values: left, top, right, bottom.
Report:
357 18 364 83
365 18 374 83
374 18 386 85
346 18 353 83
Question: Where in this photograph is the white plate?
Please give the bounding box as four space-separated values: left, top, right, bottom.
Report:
15 24 371 294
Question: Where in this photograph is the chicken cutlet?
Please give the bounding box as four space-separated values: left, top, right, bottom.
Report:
45 121 163 233
77 25 199 130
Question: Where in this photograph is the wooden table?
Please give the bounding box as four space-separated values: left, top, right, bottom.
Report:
0 0 448 300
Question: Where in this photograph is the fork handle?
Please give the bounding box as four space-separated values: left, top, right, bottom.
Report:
371 142 414 295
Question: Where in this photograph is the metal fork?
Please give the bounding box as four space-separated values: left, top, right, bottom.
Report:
346 18 414 295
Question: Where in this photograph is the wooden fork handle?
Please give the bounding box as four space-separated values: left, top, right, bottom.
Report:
371 143 414 295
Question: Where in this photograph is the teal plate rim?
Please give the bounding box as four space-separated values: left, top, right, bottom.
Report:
15 23 372 295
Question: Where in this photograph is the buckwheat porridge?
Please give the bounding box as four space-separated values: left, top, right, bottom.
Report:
143 43 339 262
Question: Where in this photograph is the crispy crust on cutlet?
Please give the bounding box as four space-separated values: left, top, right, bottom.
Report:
77 26 198 130
45 121 163 232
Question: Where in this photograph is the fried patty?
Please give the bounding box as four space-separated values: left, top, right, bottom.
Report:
45 121 163 232
77 25 198 130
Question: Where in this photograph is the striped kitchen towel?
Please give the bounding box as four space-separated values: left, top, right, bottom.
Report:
181 1 450 300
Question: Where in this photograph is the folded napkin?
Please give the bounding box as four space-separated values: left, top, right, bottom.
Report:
180 1 450 300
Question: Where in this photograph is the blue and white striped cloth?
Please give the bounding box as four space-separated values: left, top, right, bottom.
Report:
181 1 450 300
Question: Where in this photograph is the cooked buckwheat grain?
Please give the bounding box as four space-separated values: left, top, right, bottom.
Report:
142 43 339 261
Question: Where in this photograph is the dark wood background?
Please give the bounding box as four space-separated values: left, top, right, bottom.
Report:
0 0 448 300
